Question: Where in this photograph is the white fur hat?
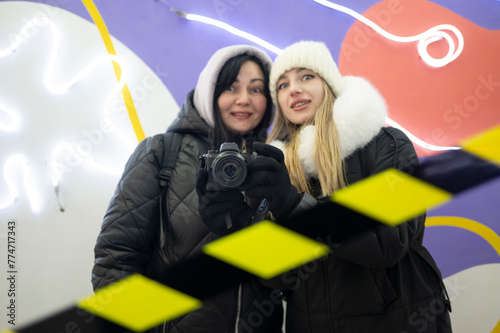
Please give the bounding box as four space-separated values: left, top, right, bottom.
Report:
193 45 273 127
269 41 344 108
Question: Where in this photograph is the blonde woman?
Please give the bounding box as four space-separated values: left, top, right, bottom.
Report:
243 41 452 333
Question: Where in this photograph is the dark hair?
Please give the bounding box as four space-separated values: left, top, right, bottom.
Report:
210 54 273 152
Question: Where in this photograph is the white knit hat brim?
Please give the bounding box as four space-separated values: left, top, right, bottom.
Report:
193 45 273 127
270 41 344 108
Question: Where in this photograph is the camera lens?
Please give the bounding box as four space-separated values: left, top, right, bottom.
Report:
211 153 247 190
224 164 237 178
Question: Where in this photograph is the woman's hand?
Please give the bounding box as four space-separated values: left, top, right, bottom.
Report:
196 168 253 235
243 142 301 219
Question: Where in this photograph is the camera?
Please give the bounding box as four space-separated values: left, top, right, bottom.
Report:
200 142 257 191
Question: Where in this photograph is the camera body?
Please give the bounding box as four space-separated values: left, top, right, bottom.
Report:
201 142 257 191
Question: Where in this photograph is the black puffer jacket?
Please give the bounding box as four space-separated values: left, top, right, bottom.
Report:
276 127 452 333
266 75 451 332
92 91 283 332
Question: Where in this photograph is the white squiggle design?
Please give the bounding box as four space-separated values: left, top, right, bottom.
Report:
0 103 22 132
386 118 460 151
313 0 464 68
0 17 131 211
170 9 283 55
0 155 42 212
170 6 461 152
86 157 126 175
49 141 126 186
0 17 127 98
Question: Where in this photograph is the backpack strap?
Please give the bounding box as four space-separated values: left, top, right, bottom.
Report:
158 131 183 246
159 132 183 188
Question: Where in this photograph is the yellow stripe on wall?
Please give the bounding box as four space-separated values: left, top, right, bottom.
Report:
425 216 500 333
425 216 500 257
81 0 145 142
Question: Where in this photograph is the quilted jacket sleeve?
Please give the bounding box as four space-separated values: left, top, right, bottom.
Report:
91 135 164 291
332 127 427 268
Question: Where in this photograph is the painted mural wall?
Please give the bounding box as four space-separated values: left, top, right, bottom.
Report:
0 0 499 332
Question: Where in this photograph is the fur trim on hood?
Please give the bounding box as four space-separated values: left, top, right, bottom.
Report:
270 76 387 178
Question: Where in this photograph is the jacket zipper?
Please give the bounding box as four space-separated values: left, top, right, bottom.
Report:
236 138 246 332
235 283 243 332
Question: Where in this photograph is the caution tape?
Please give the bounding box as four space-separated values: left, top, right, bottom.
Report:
8 125 499 332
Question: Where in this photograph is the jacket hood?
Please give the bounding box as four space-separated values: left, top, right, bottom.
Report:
270 76 387 178
193 45 273 128
167 90 210 138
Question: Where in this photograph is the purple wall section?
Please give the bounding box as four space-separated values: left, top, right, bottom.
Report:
14 0 500 108
4 0 500 278
425 177 500 277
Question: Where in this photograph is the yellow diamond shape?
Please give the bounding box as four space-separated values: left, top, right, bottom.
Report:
78 274 201 332
203 220 329 279
331 168 452 226
461 124 500 166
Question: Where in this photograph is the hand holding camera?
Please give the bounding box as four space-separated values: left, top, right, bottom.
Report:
197 142 300 233
196 165 253 236
242 142 301 219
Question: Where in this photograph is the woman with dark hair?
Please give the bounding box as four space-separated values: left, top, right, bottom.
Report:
92 45 282 332
210 53 274 149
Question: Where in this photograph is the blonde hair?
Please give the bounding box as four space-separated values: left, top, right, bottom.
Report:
267 80 346 196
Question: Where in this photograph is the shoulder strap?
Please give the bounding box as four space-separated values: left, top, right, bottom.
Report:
159 131 183 188
158 131 183 245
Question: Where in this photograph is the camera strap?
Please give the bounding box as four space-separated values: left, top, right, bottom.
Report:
253 198 270 223
225 212 233 229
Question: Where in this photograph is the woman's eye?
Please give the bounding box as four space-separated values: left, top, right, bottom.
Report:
225 86 235 92
251 87 263 93
303 74 314 81
277 82 288 90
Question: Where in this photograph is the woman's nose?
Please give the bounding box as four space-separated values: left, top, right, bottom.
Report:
289 80 303 94
236 90 250 104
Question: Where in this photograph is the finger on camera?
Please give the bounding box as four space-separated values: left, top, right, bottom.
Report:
204 200 243 216
199 190 242 209
253 142 284 164
244 186 272 199
247 157 280 173
207 190 243 203
241 171 274 190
